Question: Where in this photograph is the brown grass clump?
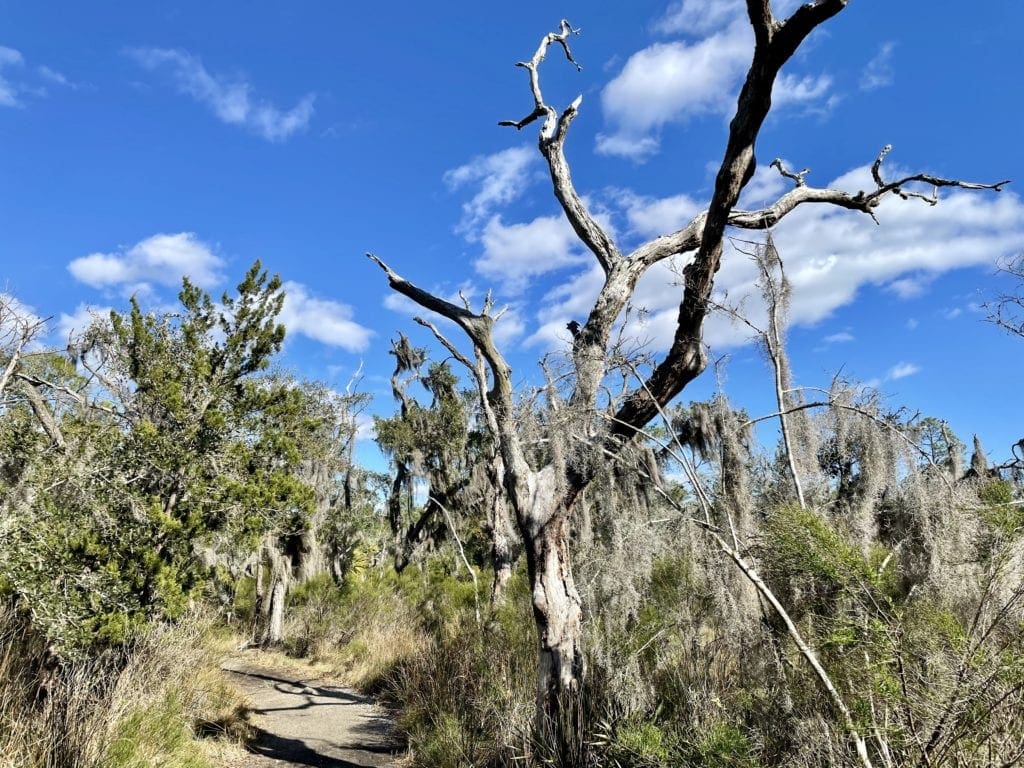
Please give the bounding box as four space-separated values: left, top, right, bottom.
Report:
0 606 250 768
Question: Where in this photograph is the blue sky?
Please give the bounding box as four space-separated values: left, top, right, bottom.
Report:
2 1 1022 467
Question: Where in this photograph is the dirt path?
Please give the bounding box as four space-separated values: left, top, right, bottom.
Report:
222 655 402 768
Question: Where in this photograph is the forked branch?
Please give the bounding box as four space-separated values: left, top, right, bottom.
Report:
499 21 619 273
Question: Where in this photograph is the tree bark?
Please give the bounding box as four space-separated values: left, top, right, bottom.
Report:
256 540 291 646
487 473 515 608
526 510 584 713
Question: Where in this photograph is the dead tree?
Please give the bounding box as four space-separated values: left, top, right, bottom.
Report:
367 5 1007 736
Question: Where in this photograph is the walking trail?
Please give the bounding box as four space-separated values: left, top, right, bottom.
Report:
221 654 401 768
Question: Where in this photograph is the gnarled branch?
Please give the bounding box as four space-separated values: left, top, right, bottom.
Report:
499 21 619 274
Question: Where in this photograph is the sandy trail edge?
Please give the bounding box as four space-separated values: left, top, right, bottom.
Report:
221 655 402 768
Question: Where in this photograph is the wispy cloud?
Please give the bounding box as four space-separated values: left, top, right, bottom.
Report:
886 274 932 298
37 65 75 89
654 0 745 35
773 72 838 116
444 146 537 237
127 48 314 141
861 42 895 91
0 46 24 107
823 331 855 344
0 46 78 107
68 232 225 293
888 361 921 380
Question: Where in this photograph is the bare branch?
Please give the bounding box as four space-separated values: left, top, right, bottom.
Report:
771 157 810 187
413 316 475 372
775 1 849 60
871 144 893 187
367 253 493 350
19 380 66 451
15 372 127 421
499 21 619 274
633 152 1008 269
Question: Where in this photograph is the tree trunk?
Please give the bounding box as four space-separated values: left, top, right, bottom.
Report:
489 509 514 609
256 541 291 646
264 575 287 646
485 456 516 608
296 524 325 583
513 467 585 712
528 514 584 712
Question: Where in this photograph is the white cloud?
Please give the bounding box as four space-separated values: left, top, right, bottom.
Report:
611 188 704 239
475 214 589 294
127 48 314 141
279 281 372 352
597 21 751 159
0 45 24 107
823 331 854 344
444 146 537 236
594 133 662 162
888 361 920 380
773 72 834 109
68 232 225 292
886 274 931 298
525 263 605 349
906 318 919 330
861 42 895 91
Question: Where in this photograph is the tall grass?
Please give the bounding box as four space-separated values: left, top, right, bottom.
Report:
0 606 248 768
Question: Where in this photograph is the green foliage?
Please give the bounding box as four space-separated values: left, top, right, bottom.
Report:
761 503 877 590
0 263 324 654
978 478 1022 537
691 722 758 768
103 689 211 768
283 574 348 657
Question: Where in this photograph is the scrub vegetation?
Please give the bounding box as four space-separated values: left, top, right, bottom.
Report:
2 6 1023 768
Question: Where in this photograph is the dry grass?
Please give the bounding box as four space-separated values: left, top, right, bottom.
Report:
278 572 429 691
0 606 251 768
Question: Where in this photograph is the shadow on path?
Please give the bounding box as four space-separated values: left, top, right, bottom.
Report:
223 658 401 768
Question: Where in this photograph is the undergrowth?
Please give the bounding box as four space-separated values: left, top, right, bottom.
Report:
0 606 249 768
